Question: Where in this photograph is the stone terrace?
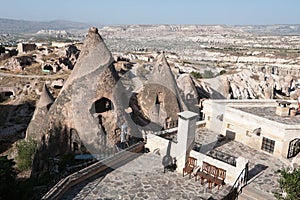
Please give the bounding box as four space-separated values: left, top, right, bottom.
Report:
61 126 289 199
62 153 231 200
195 128 289 196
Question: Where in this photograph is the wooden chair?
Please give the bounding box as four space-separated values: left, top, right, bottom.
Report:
196 162 213 186
202 161 211 174
213 168 226 190
208 165 219 189
183 156 197 178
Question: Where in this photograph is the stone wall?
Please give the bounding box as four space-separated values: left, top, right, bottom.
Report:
190 150 248 185
17 43 36 54
145 132 248 185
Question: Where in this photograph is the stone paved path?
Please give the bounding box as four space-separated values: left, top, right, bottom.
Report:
62 153 231 200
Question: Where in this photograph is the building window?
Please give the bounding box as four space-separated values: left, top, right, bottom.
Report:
261 137 275 154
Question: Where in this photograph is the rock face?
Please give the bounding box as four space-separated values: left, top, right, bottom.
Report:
1 55 35 71
201 69 300 100
30 27 141 178
176 73 199 113
26 84 54 140
137 53 188 128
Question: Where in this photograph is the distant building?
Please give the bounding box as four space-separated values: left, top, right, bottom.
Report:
17 42 37 54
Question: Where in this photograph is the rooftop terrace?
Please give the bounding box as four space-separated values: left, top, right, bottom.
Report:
235 107 300 125
62 126 288 199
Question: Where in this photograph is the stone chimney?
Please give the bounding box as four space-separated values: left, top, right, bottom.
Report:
275 100 291 116
176 111 198 170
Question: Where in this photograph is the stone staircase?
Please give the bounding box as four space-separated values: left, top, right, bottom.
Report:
238 185 276 200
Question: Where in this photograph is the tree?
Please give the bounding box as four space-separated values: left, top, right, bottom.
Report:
16 138 37 171
274 167 300 200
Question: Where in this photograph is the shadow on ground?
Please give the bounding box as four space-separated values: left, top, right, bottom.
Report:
247 163 268 181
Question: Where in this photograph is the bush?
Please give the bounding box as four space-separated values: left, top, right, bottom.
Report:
190 70 215 79
16 138 37 171
190 71 202 79
219 70 227 75
202 70 215 79
274 167 300 200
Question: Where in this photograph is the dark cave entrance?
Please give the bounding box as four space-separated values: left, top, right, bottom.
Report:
0 91 14 102
94 97 113 113
91 97 114 138
43 65 53 71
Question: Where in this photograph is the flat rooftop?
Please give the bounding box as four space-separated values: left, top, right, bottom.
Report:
235 106 300 125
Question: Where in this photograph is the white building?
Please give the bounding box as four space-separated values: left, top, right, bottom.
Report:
202 99 300 159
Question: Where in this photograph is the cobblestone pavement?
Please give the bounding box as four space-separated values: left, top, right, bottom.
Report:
62 127 289 199
62 153 231 200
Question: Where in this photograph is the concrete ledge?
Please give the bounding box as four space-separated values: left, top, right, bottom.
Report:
42 142 144 200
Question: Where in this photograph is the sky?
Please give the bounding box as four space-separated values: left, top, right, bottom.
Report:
1 0 300 25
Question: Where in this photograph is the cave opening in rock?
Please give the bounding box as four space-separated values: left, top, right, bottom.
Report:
155 92 163 105
0 91 14 102
43 65 53 71
53 85 62 89
4 91 13 97
93 97 113 113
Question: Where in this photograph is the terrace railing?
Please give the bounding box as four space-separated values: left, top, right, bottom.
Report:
222 163 248 200
207 149 237 167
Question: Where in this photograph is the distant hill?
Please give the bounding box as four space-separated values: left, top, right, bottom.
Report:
0 18 92 34
236 24 300 35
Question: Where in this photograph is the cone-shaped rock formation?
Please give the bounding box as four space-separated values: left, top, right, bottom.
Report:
176 73 199 113
137 52 188 129
29 27 141 178
26 84 54 140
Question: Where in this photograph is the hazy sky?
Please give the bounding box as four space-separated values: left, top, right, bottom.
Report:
1 0 299 25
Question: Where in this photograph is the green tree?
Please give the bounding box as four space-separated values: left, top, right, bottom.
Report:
274 167 300 200
16 138 37 171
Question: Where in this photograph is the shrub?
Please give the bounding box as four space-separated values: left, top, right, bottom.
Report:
190 71 202 79
202 70 215 79
274 167 300 200
16 138 37 171
219 70 227 75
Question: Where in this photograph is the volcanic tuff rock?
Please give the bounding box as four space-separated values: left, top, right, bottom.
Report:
176 73 199 113
30 27 141 178
137 52 188 128
202 69 300 100
26 84 54 141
